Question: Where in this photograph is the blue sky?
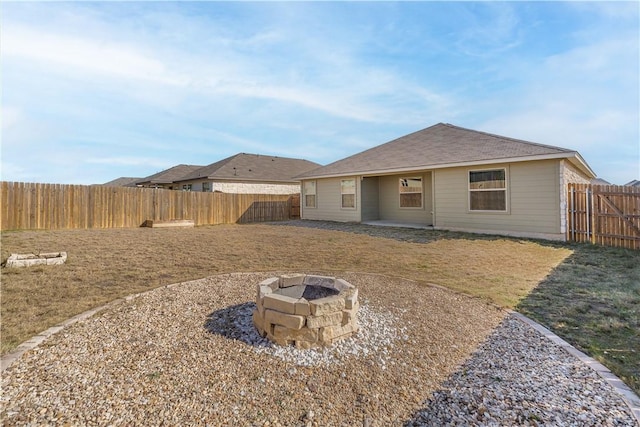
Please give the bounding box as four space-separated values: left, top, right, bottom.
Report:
2 1 638 185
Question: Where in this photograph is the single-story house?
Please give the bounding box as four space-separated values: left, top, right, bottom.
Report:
136 164 204 189
625 180 640 188
296 123 597 241
174 153 321 194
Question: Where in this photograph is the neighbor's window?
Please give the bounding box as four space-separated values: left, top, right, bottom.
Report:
399 177 423 208
341 179 356 208
182 184 192 192
469 169 507 211
304 181 316 208
202 182 211 192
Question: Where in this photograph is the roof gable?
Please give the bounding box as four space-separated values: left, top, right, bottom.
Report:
298 123 592 178
177 153 321 183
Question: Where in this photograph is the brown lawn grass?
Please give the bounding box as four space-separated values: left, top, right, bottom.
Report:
1 223 570 356
4 222 639 394
517 244 640 394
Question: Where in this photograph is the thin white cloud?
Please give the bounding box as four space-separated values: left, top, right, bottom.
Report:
1 106 22 131
3 24 185 86
3 15 451 126
454 2 523 57
1 2 636 185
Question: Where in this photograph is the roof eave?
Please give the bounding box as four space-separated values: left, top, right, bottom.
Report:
299 152 589 180
567 152 597 179
176 176 301 184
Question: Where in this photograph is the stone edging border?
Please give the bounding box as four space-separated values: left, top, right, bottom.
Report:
0 281 184 373
2 275 638 425
510 311 640 425
1 305 107 372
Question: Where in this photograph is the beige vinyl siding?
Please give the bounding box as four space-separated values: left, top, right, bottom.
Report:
361 177 380 221
434 160 561 237
301 177 361 222
378 173 433 225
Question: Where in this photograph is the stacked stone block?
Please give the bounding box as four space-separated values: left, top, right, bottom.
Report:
5 252 67 268
253 274 359 349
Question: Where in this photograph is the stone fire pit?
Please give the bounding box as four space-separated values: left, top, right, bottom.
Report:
5 252 67 268
253 274 359 349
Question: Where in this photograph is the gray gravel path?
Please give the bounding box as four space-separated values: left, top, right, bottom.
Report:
1 270 637 426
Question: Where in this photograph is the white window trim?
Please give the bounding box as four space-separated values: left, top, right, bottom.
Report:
340 178 357 210
468 167 509 213
304 180 317 209
399 176 424 209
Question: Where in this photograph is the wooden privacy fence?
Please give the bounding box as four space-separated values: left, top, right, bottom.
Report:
0 182 299 231
567 183 640 249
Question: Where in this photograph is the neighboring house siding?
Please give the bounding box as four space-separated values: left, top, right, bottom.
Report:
212 182 300 194
378 173 433 225
558 160 592 234
434 160 562 239
178 180 300 194
187 182 203 192
361 177 380 221
302 177 361 222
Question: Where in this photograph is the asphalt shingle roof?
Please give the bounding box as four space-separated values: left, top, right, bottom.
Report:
136 164 204 185
298 123 582 179
102 177 141 187
177 153 321 183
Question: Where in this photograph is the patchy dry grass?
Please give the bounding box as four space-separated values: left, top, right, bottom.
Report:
1 223 569 355
517 244 640 395
3 222 637 395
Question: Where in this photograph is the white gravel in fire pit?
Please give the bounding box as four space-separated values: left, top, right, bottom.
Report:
1 272 636 426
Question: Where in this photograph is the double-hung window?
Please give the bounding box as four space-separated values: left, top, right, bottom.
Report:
341 179 356 209
399 177 423 208
202 182 211 192
304 181 316 208
469 169 507 211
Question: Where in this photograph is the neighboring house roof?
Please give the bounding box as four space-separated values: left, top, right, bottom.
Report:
625 179 640 187
102 177 141 187
591 178 611 185
297 123 596 179
176 153 321 183
136 164 204 186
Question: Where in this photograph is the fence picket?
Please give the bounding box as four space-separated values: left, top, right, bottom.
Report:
0 181 297 231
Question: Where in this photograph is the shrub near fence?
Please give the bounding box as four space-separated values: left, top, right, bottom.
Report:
0 182 298 231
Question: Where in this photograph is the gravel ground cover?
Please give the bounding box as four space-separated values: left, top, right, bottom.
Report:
407 316 636 426
1 272 636 426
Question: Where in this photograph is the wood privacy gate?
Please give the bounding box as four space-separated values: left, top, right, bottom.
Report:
567 184 640 249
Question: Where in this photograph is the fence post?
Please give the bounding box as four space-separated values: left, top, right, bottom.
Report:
585 186 591 244
589 186 596 244
569 185 575 242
